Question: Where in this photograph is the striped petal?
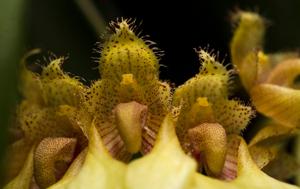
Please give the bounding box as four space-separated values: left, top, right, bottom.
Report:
251 84 300 128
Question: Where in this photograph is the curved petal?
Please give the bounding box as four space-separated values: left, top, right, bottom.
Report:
251 84 300 128
230 11 265 69
248 122 298 169
266 58 300 89
4 139 32 183
230 11 265 90
249 123 298 147
4 147 34 189
19 63 44 105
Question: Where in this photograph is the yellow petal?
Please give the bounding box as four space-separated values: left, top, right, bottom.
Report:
19 66 44 105
232 137 298 189
19 49 44 105
230 11 265 75
49 123 126 189
266 58 300 89
249 122 298 147
248 122 296 169
237 51 258 91
4 147 34 189
258 52 299 84
251 84 300 128
230 10 300 91
4 139 32 183
126 115 197 189
248 123 295 169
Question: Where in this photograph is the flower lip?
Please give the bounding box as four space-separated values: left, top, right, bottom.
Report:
114 101 148 153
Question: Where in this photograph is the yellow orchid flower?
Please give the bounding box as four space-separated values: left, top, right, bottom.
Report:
4 55 90 188
84 20 171 160
230 10 300 181
173 50 253 178
230 11 300 126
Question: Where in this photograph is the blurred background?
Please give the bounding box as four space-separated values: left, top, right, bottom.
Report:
1 0 300 181
23 0 300 83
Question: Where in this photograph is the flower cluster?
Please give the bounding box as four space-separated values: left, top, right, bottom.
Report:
3 11 300 189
